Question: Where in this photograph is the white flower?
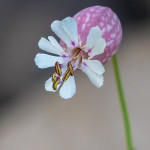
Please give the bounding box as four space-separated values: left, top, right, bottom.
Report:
34 17 106 99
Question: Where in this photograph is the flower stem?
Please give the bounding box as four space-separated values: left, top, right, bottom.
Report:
112 54 134 150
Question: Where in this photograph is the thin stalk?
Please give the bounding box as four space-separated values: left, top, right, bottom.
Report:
112 54 134 150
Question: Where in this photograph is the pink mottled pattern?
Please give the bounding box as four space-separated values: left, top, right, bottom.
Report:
60 6 122 64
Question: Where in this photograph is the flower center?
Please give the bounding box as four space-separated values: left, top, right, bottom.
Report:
52 47 89 90
71 47 89 69
73 50 81 59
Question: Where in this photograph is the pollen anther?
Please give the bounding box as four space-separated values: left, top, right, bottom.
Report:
55 61 62 76
52 72 56 82
52 77 60 90
62 68 71 82
67 62 74 76
74 51 81 59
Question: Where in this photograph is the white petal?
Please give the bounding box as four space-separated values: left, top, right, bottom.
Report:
81 64 104 88
38 37 65 56
61 17 78 46
59 76 76 99
51 20 71 47
48 36 66 54
89 38 106 58
34 53 64 69
85 26 102 51
45 77 61 92
82 59 105 75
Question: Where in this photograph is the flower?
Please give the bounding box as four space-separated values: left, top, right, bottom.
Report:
34 17 106 99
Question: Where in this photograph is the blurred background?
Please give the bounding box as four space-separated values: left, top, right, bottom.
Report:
0 0 150 150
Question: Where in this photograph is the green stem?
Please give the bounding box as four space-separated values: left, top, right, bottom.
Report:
112 54 134 150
